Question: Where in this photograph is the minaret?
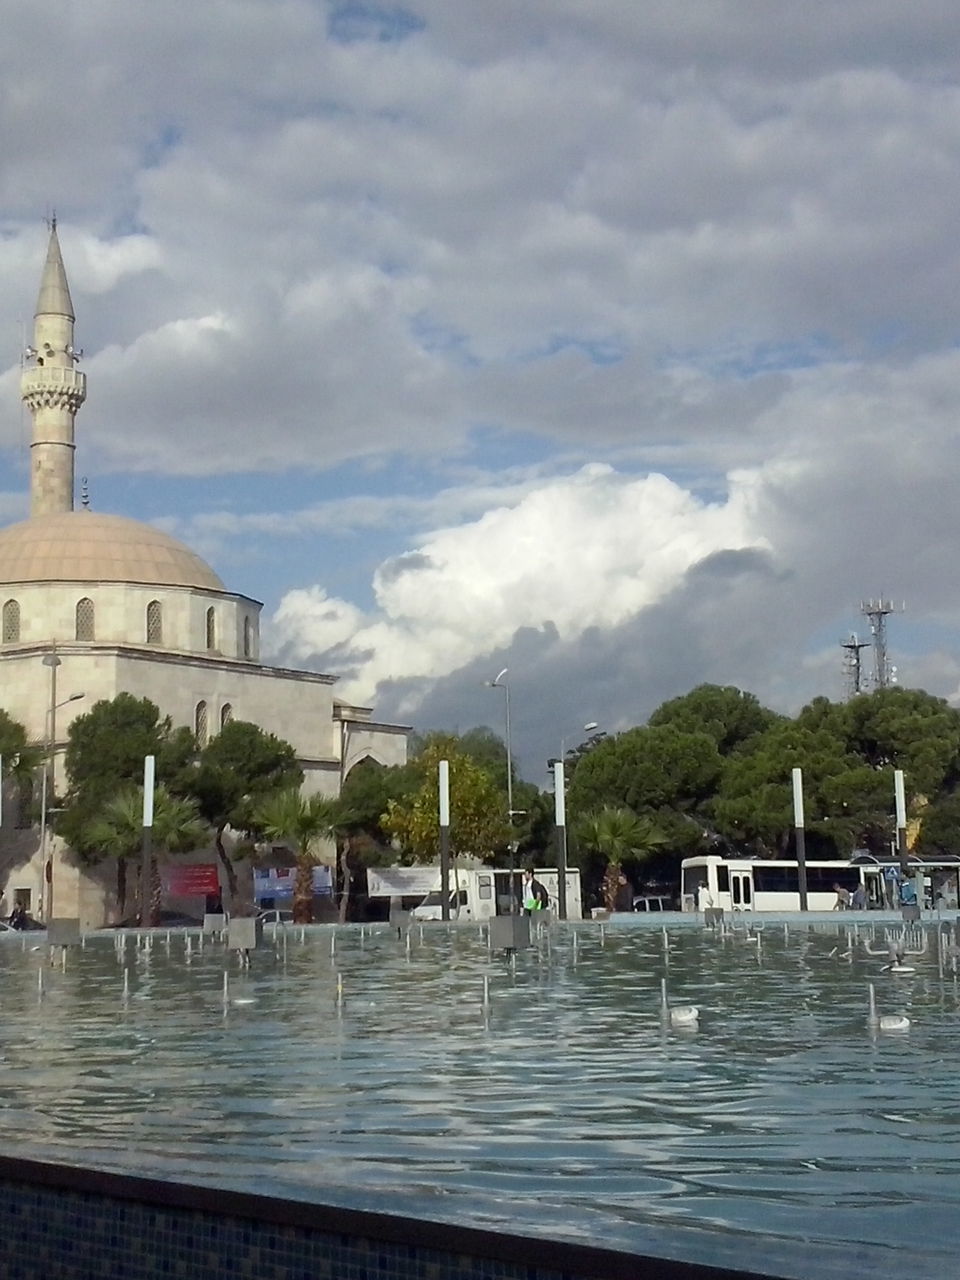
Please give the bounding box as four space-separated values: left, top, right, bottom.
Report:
20 220 86 516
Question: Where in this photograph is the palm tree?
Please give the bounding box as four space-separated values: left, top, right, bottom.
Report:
253 789 341 923
87 785 207 924
578 806 669 911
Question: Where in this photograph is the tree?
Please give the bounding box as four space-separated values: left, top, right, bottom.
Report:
382 736 509 863
253 789 341 923
57 695 194 860
649 684 780 755
577 807 669 911
86 785 207 923
0 709 43 823
568 724 722 818
337 758 417 921
187 720 302 903
713 722 890 857
838 687 960 800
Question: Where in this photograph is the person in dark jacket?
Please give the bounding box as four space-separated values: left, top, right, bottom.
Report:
520 869 549 915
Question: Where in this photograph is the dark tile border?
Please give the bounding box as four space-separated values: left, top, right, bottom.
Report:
0 1152 783 1280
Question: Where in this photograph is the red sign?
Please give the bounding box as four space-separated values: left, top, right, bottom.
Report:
163 864 221 897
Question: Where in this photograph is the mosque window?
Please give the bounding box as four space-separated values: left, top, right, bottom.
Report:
146 600 163 645
2 599 20 643
205 607 216 651
220 703 233 731
75 597 95 642
195 700 209 746
243 616 253 659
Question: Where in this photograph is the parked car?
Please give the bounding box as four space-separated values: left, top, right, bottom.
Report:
257 909 294 925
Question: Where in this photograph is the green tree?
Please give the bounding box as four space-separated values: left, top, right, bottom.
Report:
649 684 781 755
253 789 341 923
577 806 669 911
337 758 418 921
86 784 207 924
714 722 889 856
838 687 960 800
57 694 195 859
188 720 302 902
568 724 722 818
382 736 509 863
0 709 43 823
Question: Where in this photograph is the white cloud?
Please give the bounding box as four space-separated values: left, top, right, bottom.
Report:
270 462 766 697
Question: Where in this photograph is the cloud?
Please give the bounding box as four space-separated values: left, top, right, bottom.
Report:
5 2 960 776
269 462 766 695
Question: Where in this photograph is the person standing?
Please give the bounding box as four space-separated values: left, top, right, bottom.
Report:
521 869 548 915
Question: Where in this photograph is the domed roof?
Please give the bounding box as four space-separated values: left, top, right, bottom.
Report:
0 511 225 591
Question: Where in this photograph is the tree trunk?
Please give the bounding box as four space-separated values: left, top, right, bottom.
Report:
292 859 314 924
116 857 128 921
215 825 239 903
338 838 351 925
602 860 620 912
149 853 163 927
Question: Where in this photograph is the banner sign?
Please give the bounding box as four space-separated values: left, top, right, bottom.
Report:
163 864 221 897
367 866 440 898
253 866 332 899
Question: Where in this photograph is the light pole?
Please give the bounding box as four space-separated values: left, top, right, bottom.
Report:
487 668 516 911
553 722 599 921
40 687 85 921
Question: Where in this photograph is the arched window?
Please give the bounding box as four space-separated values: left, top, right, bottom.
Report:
75 597 95 641
242 616 253 659
220 703 233 731
205 606 216 651
195 700 209 746
146 600 163 645
2 599 20 643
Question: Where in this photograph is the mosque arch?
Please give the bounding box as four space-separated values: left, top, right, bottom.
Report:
205 606 216 651
220 703 233 731
195 700 209 746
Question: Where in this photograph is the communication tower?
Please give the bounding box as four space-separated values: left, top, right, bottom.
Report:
840 632 870 699
859 598 904 690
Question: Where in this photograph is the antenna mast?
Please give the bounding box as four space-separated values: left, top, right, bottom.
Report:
859 598 904 690
840 632 870 699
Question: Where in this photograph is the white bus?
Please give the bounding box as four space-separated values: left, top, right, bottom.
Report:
680 853 960 913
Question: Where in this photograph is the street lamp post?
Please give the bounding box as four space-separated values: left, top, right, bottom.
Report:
553 722 599 921
487 668 516 911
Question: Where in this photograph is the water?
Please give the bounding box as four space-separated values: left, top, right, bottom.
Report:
3 917 960 1279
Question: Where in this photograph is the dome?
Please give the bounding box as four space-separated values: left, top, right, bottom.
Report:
0 511 225 591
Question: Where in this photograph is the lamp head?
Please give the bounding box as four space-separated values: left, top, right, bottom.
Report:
583 721 598 732
493 667 508 685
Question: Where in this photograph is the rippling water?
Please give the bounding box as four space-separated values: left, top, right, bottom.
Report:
2 916 959 1279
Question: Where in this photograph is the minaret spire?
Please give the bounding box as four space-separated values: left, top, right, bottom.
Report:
21 220 86 516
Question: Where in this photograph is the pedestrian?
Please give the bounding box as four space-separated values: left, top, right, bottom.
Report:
520 869 548 916
832 883 851 911
850 883 868 910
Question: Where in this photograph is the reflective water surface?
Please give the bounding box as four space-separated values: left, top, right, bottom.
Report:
2 916 959 1279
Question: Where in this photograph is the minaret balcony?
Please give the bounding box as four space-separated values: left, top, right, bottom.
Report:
21 365 87 410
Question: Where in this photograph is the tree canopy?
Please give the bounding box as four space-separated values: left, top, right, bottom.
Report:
382 735 509 863
57 694 196 861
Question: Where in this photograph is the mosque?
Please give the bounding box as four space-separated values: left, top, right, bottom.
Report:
0 224 407 926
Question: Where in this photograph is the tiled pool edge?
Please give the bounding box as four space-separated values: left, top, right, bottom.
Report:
0 1153 779 1280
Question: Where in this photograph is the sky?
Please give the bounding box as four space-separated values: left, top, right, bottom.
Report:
3 1 960 781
